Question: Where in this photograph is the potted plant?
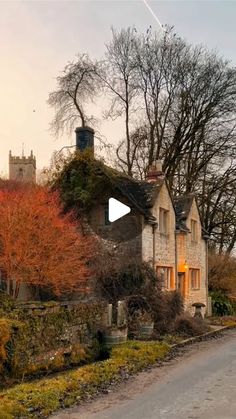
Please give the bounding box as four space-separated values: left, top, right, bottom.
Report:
103 323 128 347
102 300 128 347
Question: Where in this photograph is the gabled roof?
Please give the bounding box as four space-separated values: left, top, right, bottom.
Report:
174 194 209 240
59 153 174 226
174 194 195 233
100 165 164 225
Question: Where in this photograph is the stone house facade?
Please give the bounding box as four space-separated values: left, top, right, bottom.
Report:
74 127 208 315
174 195 208 314
142 176 176 292
85 153 208 314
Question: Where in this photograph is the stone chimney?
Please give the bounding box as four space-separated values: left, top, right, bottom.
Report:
146 160 164 183
75 126 94 155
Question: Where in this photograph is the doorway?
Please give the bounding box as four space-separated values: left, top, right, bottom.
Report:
177 272 185 297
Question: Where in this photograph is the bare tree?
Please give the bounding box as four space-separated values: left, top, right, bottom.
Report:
48 54 101 136
99 27 139 176
47 26 236 253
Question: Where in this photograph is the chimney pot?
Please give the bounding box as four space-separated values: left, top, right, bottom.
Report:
146 160 164 183
75 126 94 155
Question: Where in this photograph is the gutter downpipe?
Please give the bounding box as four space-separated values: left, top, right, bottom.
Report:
152 224 157 271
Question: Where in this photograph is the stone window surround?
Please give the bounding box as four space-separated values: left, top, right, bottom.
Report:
189 267 201 290
190 219 198 243
156 265 174 290
159 207 169 235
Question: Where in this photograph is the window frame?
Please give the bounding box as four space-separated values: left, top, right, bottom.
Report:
190 219 198 242
156 266 173 290
159 208 169 235
189 268 200 290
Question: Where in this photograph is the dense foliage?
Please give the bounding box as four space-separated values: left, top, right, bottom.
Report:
208 251 236 295
0 184 93 298
210 291 234 316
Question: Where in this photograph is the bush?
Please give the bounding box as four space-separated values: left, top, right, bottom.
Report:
174 313 209 337
0 292 15 317
145 289 184 335
211 291 234 316
95 262 156 304
208 251 236 294
0 319 12 371
95 259 184 336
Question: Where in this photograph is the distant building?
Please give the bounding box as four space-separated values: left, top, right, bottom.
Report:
9 150 36 183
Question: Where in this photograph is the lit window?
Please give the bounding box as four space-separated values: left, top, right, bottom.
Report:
191 219 198 242
159 208 169 234
156 266 173 289
190 269 200 290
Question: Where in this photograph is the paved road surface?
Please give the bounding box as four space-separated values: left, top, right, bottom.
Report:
52 330 236 419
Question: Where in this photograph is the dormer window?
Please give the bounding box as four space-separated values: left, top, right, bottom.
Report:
159 208 169 234
191 219 198 242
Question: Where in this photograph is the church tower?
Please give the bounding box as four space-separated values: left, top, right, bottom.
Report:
9 150 36 183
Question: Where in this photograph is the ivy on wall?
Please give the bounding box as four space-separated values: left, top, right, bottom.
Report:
0 300 107 382
54 150 131 214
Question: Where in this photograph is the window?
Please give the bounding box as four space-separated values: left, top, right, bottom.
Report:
191 219 198 242
190 268 200 290
159 208 169 234
18 167 23 179
156 266 173 289
104 204 111 226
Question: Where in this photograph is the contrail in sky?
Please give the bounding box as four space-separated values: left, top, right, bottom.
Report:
142 0 164 31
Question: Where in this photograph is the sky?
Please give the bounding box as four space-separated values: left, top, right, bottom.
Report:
0 0 236 176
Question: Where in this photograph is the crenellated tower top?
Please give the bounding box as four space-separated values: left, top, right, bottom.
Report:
9 150 36 183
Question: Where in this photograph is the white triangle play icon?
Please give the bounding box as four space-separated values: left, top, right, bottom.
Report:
108 198 131 222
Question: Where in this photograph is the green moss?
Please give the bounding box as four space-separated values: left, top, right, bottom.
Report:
55 150 129 213
0 292 16 318
1 301 106 380
0 341 170 418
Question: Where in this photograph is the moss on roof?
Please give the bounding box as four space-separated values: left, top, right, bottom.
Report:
55 151 159 224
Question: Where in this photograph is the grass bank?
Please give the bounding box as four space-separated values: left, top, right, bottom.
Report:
0 341 170 419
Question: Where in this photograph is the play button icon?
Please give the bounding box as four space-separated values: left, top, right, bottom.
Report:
108 198 131 222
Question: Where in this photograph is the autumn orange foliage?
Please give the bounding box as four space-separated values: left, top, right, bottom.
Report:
0 185 93 299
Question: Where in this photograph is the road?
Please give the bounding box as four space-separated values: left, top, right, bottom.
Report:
52 330 236 419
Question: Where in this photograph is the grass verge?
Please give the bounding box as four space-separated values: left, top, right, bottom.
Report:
0 341 170 419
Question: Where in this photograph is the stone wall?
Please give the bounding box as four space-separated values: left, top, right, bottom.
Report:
142 182 176 287
0 300 109 380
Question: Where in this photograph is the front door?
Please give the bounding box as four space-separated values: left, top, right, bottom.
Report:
177 272 185 297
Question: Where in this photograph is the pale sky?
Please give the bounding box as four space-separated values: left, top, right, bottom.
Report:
0 0 236 176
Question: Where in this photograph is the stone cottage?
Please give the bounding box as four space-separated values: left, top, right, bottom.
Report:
74 127 208 314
